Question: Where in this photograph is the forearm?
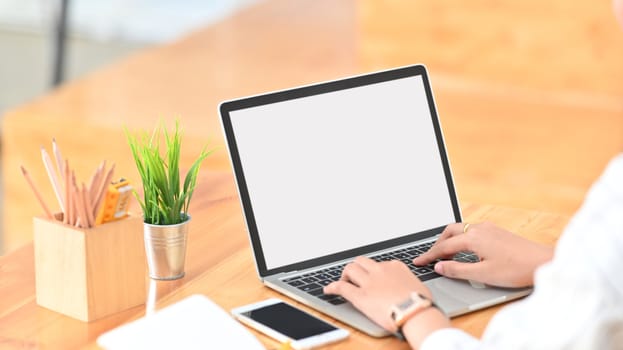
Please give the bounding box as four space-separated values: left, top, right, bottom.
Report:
402 307 451 349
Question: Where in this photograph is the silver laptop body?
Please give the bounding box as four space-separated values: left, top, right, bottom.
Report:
219 64 531 337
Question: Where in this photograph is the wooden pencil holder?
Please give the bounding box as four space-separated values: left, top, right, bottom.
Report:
33 214 147 322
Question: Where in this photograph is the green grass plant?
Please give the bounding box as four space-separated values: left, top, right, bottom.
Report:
125 120 212 225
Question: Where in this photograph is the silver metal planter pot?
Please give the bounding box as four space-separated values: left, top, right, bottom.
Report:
143 217 190 280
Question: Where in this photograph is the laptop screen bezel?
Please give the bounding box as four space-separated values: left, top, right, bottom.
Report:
220 64 462 278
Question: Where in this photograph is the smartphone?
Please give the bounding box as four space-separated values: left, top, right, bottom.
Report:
231 298 349 349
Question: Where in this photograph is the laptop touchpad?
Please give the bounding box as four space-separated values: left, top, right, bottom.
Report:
428 277 509 305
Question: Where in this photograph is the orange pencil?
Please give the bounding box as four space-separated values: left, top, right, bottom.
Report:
20 165 54 220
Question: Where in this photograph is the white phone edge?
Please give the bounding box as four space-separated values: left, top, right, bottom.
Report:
231 298 349 350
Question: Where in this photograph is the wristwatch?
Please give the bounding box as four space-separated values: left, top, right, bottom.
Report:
390 292 440 338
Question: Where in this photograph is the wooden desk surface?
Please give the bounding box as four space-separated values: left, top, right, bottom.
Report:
0 170 568 349
3 0 623 253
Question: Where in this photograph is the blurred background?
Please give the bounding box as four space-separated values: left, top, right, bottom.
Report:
1 0 623 255
0 0 257 112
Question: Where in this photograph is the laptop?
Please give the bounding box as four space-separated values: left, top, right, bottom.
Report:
219 64 531 337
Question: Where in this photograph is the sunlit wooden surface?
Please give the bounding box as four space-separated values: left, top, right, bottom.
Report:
0 169 568 349
359 0 623 217
2 0 622 252
360 1 623 96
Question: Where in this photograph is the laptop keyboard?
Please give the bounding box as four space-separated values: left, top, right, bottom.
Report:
282 241 479 305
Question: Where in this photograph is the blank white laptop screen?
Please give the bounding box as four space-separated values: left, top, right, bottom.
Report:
229 75 455 270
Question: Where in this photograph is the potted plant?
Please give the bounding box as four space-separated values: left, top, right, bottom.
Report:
125 120 211 280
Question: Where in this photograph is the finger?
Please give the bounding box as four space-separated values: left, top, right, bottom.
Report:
413 249 453 266
414 234 472 265
353 256 378 271
413 223 466 266
323 280 361 300
340 261 369 287
440 222 468 239
434 260 485 282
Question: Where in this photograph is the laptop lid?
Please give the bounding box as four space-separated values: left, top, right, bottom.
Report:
220 64 461 278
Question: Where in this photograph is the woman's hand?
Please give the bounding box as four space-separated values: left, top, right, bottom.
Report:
324 257 433 332
323 257 450 347
413 222 554 288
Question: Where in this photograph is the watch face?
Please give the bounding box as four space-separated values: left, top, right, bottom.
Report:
397 297 416 311
391 293 429 323
391 295 416 321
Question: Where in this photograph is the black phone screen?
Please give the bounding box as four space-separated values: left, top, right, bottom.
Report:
242 302 337 340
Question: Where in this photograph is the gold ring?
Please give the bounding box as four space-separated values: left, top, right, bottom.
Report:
463 223 471 233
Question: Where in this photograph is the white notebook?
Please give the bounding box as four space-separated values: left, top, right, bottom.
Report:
97 294 264 350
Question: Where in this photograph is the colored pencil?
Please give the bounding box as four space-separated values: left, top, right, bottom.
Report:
64 159 70 224
89 161 106 204
73 178 90 228
41 146 65 212
52 138 64 182
82 183 95 228
20 165 54 220
71 171 79 226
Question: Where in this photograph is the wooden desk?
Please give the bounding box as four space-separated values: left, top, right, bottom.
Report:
0 170 568 349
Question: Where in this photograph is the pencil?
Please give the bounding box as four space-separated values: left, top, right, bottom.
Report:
64 159 70 224
52 138 65 182
71 171 79 226
87 167 100 204
72 183 81 227
41 146 65 212
89 161 105 204
93 164 115 223
82 183 95 228
73 179 90 228
20 165 54 220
